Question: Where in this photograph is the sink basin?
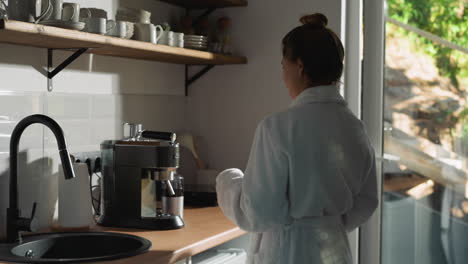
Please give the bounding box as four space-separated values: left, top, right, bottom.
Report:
0 232 152 263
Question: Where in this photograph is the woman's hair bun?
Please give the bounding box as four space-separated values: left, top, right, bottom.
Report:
300 13 328 27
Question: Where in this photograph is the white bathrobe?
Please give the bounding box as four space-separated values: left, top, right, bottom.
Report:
216 85 378 264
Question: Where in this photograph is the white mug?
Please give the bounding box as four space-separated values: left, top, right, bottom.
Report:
134 23 163 44
83 17 105 34
62 2 79 22
158 30 175 46
107 20 127 38
42 0 63 21
106 19 116 34
122 21 134 39
173 33 184 48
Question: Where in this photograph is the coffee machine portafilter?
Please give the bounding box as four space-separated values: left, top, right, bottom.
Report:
98 125 184 230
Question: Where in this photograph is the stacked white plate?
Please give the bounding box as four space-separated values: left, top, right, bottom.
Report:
184 35 208 51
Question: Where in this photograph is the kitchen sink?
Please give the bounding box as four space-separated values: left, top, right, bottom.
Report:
0 232 152 263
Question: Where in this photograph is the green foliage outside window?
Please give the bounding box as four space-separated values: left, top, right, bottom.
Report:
386 0 467 88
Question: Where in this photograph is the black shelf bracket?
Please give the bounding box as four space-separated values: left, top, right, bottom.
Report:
185 65 215 96
47 48 88 92
182 6 219 96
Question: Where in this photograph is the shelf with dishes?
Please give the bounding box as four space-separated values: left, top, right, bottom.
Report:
0 1 247 94
0 19 247 65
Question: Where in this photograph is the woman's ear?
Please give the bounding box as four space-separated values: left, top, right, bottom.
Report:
297 59 305 77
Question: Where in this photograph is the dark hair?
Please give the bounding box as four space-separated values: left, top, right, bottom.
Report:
282 13 345 85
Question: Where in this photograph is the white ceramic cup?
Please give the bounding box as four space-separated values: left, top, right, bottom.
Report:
122 21 134 39
107 20 127 38
83 17 105 34
159 31 175 46
160 30 174 39
174 32 184 41
42 0 62 21
134 23 163 44
61 2 79 22
173 32 184 48
106 19 116 34
174 39 184 48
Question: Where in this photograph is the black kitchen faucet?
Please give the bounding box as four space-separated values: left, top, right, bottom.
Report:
6 114 75 243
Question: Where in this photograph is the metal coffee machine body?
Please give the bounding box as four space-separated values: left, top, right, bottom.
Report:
98 128 184 230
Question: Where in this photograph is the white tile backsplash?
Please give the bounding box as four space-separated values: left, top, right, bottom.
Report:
46 94 91 120
45 120 93 147
90 119 120 143
120 95 187 132
0 122 44 157
0 92 45 160
91 95 121 119
0 92 43 121
0 44 47 93
50 62 120 95
0 158 9 237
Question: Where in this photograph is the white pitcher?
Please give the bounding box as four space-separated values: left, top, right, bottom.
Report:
0 0 7 19
8 0 51 23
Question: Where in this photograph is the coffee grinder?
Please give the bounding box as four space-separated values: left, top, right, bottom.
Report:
98 124 184 230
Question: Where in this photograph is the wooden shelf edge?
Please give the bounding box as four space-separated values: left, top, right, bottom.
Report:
170 228 246 263
0 20 247 65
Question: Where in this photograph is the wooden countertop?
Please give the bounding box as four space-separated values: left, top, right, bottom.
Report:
0 207 246 264
100 207 246 263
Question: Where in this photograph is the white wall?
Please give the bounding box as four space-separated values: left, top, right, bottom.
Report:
187 0 344 170
0 0 187 239
185 0 345 254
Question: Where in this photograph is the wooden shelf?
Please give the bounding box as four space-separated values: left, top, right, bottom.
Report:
158 0 248 9
0 20 247 65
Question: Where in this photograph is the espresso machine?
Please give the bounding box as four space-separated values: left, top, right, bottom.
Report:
98 124 184 230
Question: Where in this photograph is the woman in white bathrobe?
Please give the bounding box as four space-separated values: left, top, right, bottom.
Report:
216 13 378 264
